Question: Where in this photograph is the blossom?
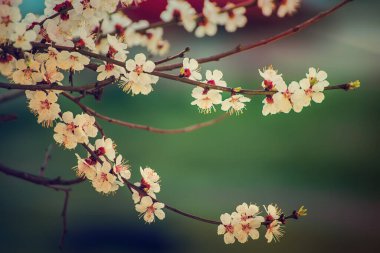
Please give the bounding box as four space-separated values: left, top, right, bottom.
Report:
53 112 87 149
264 204 282 220
221 94 251 115
41 64 64 84
135 167 160 198
57 51 90 71
135 196 165 223
234 218 263 243
94 137 116 161
265 220 284 243
107 34 128 60
113 154 131 181
272 81 300 113
180 58 202 81
35 47 60 68
191 70 226 113
160 0 197 32
74 153 97 180
277 0 301 18
131 188 143 204
0 4 21 35
217 213 237 244
259 66 286 116
12 57 43 85
294 78 326 106
194 0 220 38
92 162 119 194
0 52 16 76
306 67 329 87
76 113 98 139
258 0 275 17
72 0 101 19
123 53 157 95
96 62 122 81
27 90 61 127
10 23 36 50
220 3 247 32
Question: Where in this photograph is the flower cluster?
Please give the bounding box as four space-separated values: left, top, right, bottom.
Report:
218 203 306 244
132 167 165 223
74 137 132 194
180 59 330 116
260 66 329 116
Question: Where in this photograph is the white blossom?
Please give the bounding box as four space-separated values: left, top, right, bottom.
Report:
135 196 165 223
180 58 202 81
277 0 301 18
221 94 251 115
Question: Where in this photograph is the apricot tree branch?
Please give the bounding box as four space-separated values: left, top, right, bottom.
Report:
63 92 228 134
0 163 85 187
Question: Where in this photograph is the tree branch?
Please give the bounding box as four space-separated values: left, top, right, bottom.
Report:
0 163 85 187
63 92 228 134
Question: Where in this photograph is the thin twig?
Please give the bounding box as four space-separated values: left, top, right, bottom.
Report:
63 92 229 134
0 114 18 122
154 47 190 65
59 189 70 250
0 163 85 187
40 144 53 176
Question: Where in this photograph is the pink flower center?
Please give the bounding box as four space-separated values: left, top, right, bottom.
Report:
107 46 118 58
266 95 274 104
135 65 144 75
305 88 313 96
114 24 125 36
225 224 234 233
182 68 191 78
96 147 106 156
100 172 108 182
172 9 181 20
140 178 151 191
0 54 13 63
1 16 11 26
198 16 208 26
105 63 114 72
23 68 33 79
264 80 274 90
40 99 51 110
66 122 76 133
114 165 122 173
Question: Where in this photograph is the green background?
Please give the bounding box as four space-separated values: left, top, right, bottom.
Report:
1 0 379 252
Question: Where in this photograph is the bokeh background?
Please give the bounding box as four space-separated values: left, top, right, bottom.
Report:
1 0 379 252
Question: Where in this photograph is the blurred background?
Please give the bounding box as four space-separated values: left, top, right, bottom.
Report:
1 0 379 252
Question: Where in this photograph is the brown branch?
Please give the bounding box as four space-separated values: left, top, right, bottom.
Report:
28 41 356 97
156 0 353 71
62 92 228 134
0 163 85 187
154 47 190 65
59 189 70 249
0 77 115 93
0 114 18 122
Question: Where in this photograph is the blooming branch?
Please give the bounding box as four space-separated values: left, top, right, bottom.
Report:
0 0 358 249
